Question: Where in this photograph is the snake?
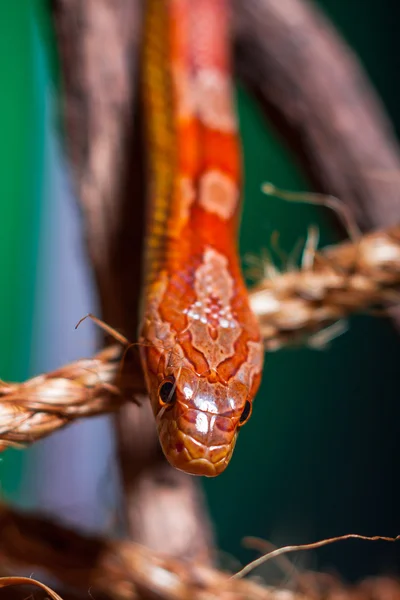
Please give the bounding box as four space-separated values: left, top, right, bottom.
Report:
139 0 264 477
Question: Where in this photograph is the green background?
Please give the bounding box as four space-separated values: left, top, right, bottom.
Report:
0 2 44 497
0 0 399 583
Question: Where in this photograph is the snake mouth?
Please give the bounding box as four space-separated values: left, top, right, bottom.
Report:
159 426 236 477
165 449 233 477
176 457 221 477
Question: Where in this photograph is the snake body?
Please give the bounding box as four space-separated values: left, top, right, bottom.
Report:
139 0 264 476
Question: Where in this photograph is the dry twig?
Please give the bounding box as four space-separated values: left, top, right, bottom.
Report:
234 534 400 579
0 576 63 600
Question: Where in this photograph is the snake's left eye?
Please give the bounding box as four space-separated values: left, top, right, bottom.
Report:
238 401 252 426
158 377 177 406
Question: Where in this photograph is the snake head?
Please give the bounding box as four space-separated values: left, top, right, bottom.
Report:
139 260 264 476
146 362 257 477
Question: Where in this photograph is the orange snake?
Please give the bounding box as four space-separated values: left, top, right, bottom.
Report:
139 0 264 476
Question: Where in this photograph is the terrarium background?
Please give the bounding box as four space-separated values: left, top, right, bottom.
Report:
0 0 399 582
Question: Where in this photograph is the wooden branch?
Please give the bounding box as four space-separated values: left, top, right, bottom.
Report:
1 504 400 600
51 0 214 562
51 0 145 335
0 504 297 600
233 0 400 232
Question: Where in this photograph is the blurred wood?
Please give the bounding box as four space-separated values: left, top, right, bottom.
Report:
0 504 296 600
0 577 62 600
1 504 400 600
233 0 400 232
51 0 214 562
0 589 88 600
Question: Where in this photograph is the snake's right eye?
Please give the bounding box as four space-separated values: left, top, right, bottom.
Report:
238 400 252 426
158 377 177 406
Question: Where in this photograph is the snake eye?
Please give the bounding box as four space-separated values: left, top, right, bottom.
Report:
158 377 177 406
238 400 252 426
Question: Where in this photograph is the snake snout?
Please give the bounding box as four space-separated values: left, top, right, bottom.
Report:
158 409 237 477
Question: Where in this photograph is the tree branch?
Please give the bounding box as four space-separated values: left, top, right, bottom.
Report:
1 504 400 600
233 0 400 232
0 504 295 600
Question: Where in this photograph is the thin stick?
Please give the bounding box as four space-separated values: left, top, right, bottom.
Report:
0 576 63 600
76 314 145 385
301 225 320 271
242 536 302 583
76 313 130 346
262 183 362 242
233 533 400 579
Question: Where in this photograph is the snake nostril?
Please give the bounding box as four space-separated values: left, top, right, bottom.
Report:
175 441 184 453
